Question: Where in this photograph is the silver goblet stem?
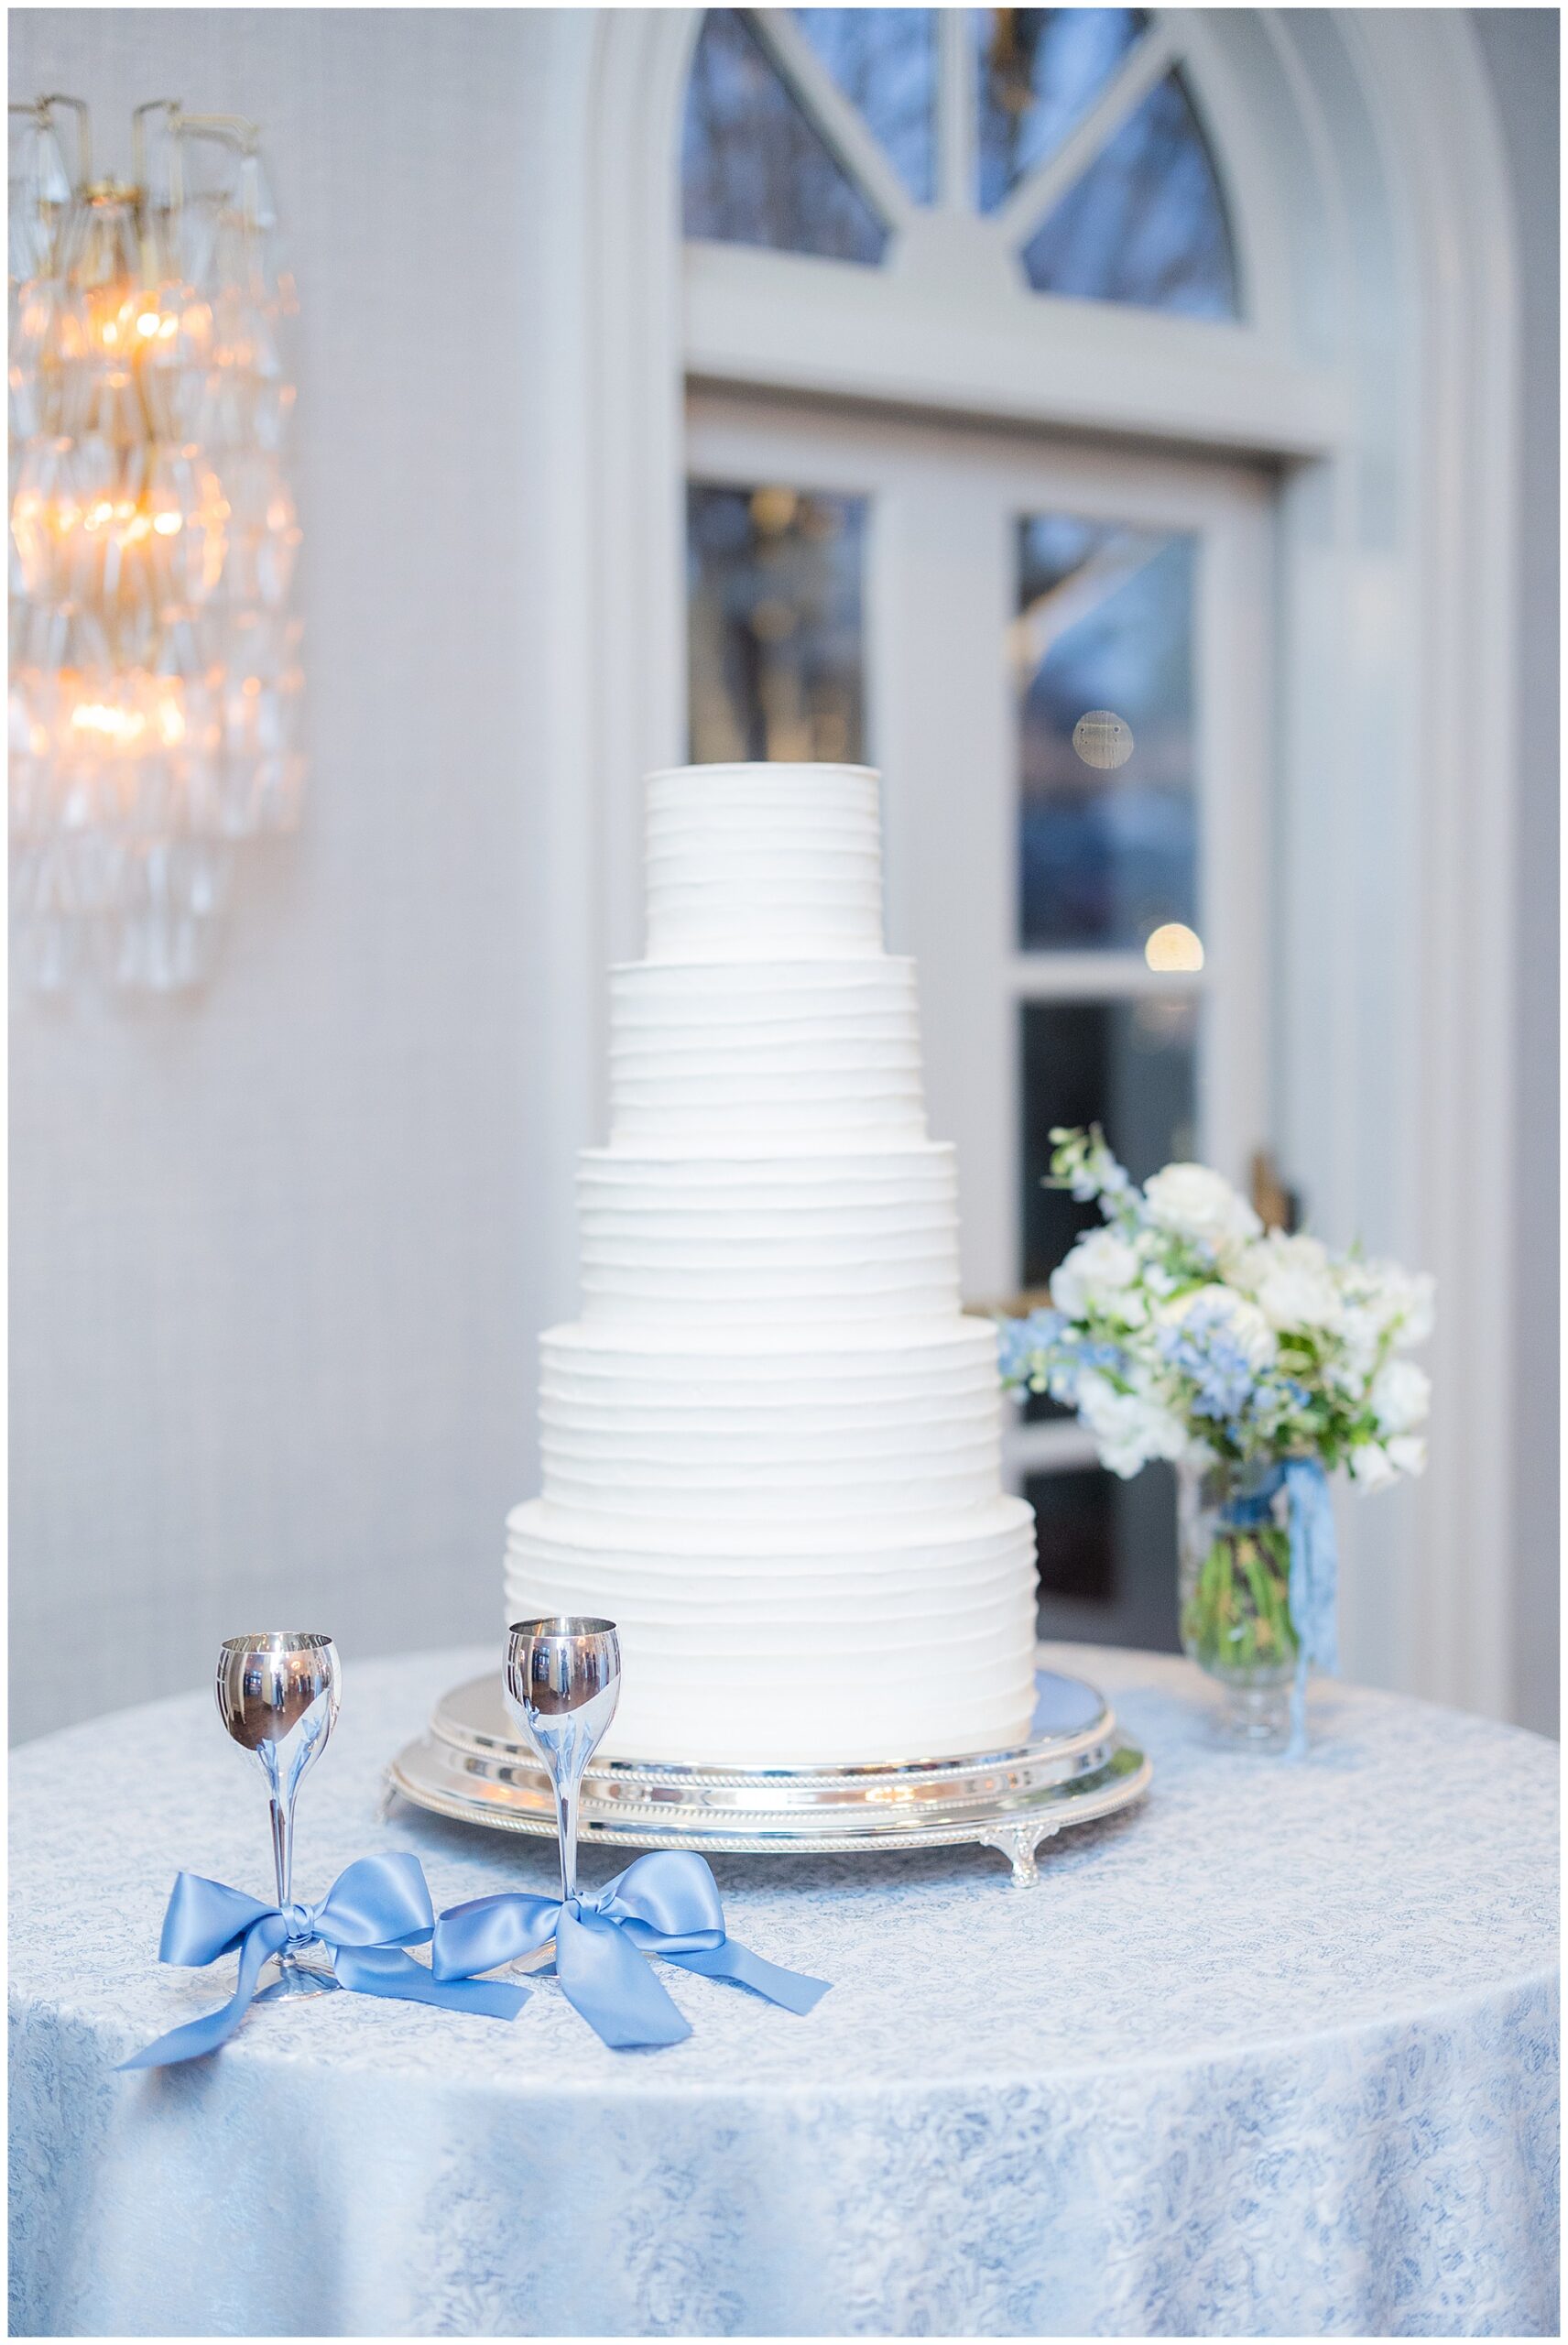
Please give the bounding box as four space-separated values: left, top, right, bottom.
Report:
505 1617 621 1906
215 1632 341 2001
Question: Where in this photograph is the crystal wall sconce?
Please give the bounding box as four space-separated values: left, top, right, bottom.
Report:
9 95 303 993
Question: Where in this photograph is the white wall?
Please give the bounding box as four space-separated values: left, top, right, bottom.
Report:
9 9 566 1742
1470 9 1561 1741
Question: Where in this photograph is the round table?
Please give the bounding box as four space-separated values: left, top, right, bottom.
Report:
10 1644 1558 2338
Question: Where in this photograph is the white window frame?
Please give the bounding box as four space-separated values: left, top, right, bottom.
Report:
683 390 1271 1416
524 6 1520 1724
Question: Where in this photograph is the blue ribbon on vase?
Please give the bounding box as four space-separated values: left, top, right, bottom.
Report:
120 1851 528 2069
1225 1456 1338 1759
431 1848 832 2049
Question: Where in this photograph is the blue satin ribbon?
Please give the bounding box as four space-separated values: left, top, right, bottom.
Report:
1225 1457 1338 1758
431 1849 832 2050
120 1852 528 2069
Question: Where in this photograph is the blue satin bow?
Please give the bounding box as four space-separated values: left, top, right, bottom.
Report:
120 1851 528 2069
1228 1456 1339 1758
431 1849 832 2049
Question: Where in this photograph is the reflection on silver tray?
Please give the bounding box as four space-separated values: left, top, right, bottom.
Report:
387 1665 1150 1885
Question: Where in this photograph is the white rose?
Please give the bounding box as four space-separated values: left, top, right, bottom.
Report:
1372 1358 1431 1436
1142 1163 1261 1258
1236 1233 1344 1335
1158 1283 1278 1370
1076 1369 1188 1479
1385 1434 1428 1477
1050 1229 1146 1325
1348 1442 1399 1491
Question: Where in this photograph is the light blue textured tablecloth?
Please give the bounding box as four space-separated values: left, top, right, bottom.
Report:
9 1643 1559 2338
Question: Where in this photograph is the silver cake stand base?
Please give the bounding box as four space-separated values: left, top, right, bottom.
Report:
387 1663 1150 1885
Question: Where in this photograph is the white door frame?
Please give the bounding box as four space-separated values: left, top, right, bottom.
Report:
528 6 1519 1722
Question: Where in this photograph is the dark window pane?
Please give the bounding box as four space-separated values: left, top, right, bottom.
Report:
1020 69 1238 318
975 8 1146 214
1029 1467 1114 1602
794 9 936 202
1016 515 1196 950
1019 995 1197 1290
682 9 888 263
687 481 866 764
1028 1463 1180 1651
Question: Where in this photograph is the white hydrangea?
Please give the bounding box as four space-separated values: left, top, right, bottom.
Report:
1333 1300 1385 1390
1347 1441 1399 1490
1372 1358 1431 1435
1235 1231 1345 1334
1075 1369 1189 1478
1385 1434 1428 1477
1378 1265 1437 1349
1049 1228 1147 1325
1340 1259 1437 1349
1141 1164 1261 1260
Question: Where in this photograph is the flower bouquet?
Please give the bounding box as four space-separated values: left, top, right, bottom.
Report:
999 1128 1433 1753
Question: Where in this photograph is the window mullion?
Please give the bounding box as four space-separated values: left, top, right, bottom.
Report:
994 21 1181 248
1007 1420 1102 1476
935 9 975 213
1010 953 1205 1002
745 8 916 232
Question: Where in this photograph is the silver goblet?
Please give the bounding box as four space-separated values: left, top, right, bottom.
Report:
505 1617 620 1906
215 1632 341 2001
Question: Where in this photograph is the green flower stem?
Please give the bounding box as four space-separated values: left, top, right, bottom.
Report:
1181 1526 1298 1679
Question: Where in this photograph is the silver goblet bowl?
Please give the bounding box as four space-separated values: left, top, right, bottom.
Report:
216 1631 341 2001
505 1617 621 1905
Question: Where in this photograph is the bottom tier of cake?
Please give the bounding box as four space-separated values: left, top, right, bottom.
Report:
503 1495 1040 1764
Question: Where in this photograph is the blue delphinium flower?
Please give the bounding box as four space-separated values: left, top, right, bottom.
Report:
1157 1293 1259 1424
996 1307 1064 1387
996 1307 1127 1409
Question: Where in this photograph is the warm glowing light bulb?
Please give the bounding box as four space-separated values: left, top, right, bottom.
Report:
1144 922 1205 973
71 702 146 746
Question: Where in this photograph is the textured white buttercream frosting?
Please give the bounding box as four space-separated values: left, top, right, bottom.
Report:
538 1319 1000 1515
505 1496 1039 1765
609 957 926 1141
577 1147 960 1323
643 764 885 963
506 761 1038 1764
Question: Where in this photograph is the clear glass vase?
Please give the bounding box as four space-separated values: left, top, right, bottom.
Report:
1177 1457 1299 1752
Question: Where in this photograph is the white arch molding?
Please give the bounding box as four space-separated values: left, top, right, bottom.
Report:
527 6 1519 1721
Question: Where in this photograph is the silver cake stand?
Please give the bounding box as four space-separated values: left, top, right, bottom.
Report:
387 1661 1150 1885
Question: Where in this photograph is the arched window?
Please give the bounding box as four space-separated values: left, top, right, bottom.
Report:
682 7 1237 318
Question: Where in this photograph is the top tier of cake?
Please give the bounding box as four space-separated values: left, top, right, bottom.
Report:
644 762 884 963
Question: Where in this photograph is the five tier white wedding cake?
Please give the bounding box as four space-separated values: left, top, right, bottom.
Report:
504 762 1039 1764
